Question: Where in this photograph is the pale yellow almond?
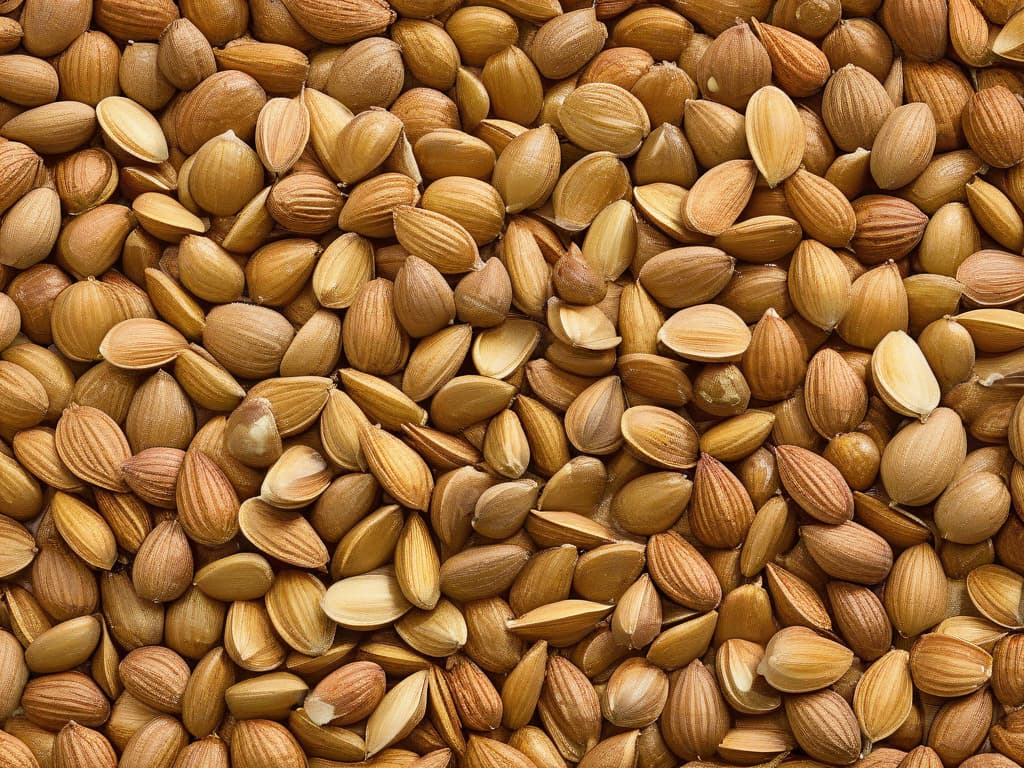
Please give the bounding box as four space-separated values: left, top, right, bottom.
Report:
871 330 941 421
256 95 310 175
558 82 650 157
870 102 937 190
552 151 631 232
853 649 913 742
96 96 169 163
547 298 622 352
322 568 413 630
238 497 330 569
716 639 780 715
658 304 752 362
758 626 854 693
266 570 336 657
620 405 699 469
745 85 804 187
909 633 992 696
99 318 187 370
225 672 309 721
364 669 429 757
967 564 1024 629
195 552 275 601
260 445 331 509
880 407 967 507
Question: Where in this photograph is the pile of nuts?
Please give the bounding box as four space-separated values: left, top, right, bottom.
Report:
2 0 1024 767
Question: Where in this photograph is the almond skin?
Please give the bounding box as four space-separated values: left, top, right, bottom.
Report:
775 444 854 524
304 661 386 725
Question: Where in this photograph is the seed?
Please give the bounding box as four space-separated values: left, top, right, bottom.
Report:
801 521 893 584
230 719 306 768
885 543 949 638
321 568 412 629
255 96 310 175
881 407 968 506
95 96 169 163
966 564 1024 628
765 561 832 631
909 633 993 696
620 405 699 469
785 689 861 764
745 85 804 186
0 629 28 720
0 515 37 578
776 444 854 524
304 661 386 726
119 645 191 714
558 83 650 157
53 721 117 768
758 626 854 693
854 649 914 742
237 497 329 569
364 669 430 757
658 304 752 362
661 658 730 760
22 671 110 730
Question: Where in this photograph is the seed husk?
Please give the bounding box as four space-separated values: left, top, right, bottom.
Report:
364 669 430 757
871 330 941 420
758 626 854 693
237 497 330 568
658 304 752 362
909 633 993 696
322 568 412 629
881 407 967 506
745 85 804 187
854 649 914 742
884 543 949 637
96 96 169 163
